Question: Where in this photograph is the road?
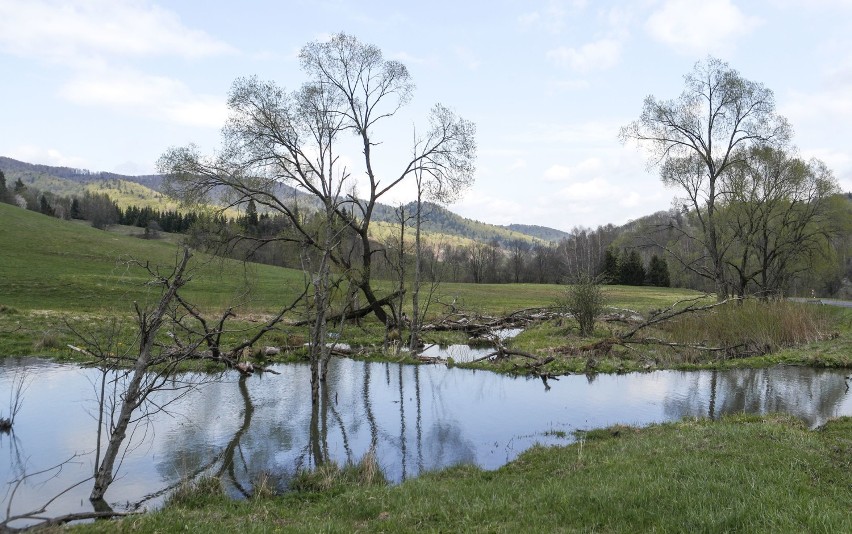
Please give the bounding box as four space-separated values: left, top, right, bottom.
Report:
789 298 852 308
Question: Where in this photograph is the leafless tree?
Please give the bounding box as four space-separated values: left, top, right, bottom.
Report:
159 33 476 326
620 56 791 300
408 107 476 350
64 248 304 503
0 369 30 433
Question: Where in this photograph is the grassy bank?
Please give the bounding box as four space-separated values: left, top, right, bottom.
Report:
74 415 852 533
2 203 850 374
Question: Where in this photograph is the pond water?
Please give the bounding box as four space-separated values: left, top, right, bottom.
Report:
1 356 851 524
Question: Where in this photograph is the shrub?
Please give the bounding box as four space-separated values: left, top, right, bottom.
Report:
33 331 63 351
559 274 607 337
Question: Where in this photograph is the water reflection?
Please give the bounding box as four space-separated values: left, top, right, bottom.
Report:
1 358 851 522
662 367 850 423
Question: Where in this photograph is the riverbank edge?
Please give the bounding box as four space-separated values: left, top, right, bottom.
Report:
3 305 851 377
72 414 852 533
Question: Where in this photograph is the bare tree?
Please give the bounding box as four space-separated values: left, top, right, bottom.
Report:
620 56 791 300
67 248 303 503
409 106 476 350
159 33 475 325
0 369 30 433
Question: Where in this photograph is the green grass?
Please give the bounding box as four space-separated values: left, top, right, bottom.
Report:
0 202 306 314
2 203 849 374
430 282 703 317
74 415 852 533
461 297 852 376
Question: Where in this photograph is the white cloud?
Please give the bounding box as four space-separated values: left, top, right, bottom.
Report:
543 158 603 182
784 88 852 122
518 11 542 28
513 121 619 145
550 79 592 92
619 191 643 208
544 165 572 181
547 38 621 71
391 51 428 64
769 0 852 8
645 0 762 56
508 159 527 171
59 69 228 128
0 0 235 65
555 176 620 201
8 146 88 168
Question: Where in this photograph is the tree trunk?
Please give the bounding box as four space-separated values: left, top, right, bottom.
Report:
409 191 422 352
90 249 190 502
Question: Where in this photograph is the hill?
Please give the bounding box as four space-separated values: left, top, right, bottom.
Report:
0 156 162 190
0 201 305 313
371 201 545 245
0 157 567 244
503 223 571 242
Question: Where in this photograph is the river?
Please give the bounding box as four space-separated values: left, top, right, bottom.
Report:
1 356 850 523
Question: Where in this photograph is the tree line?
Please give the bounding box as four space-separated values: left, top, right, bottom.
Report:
0 174 203 235
620 56 849 301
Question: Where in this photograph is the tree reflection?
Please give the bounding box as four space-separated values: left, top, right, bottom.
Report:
664 368 850 426
217 375 254 497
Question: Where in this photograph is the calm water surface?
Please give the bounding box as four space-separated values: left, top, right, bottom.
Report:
1 356 850 523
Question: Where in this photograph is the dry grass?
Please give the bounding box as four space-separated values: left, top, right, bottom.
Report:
290 449 386 493
663 299 834 352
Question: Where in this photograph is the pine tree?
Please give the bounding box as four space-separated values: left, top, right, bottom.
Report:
619 250 646 286
70 198 82 219
244 199 259 234
648 255 671 287
0 170 9 203
599 248 620 284
39 195 54 216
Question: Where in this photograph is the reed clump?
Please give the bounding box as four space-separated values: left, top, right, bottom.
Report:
662 299 833 353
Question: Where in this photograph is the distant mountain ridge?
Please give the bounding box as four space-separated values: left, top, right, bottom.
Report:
503 224 571 242
0 156 163 190
0 156 568 244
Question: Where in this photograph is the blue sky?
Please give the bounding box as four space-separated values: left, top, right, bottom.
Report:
1 0 850 232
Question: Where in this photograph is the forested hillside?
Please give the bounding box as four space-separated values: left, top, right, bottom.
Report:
0 157 565 244
2 156 850 297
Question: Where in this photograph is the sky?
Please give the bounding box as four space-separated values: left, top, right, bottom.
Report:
1 0 851 233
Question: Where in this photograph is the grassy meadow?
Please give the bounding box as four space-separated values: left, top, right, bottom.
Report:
74 414 852 533
2 201 851 371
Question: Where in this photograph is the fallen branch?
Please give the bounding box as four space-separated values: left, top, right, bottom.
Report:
422 307 559 335
2 510 141 532
620 295 736 340
293 290 403 326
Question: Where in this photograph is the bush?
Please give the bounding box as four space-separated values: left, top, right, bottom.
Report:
559 274 607 337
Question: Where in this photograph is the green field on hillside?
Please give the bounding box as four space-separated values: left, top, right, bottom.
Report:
0 202 703 316
2 202 848 374
0 202 305 313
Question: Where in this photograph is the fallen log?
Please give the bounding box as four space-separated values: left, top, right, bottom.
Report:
292 290 403 326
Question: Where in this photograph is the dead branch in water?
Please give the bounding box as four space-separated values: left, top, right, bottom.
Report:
422 307 560 336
